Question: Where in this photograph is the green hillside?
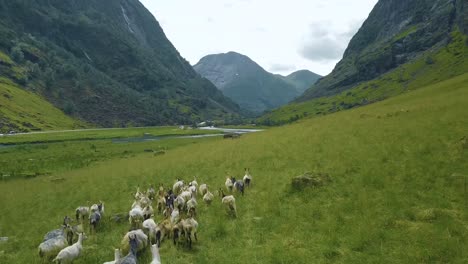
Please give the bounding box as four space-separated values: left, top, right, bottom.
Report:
0 75 86 133
0 72 466 263
0 0 240 127
280 70 322 94
260 31 468 125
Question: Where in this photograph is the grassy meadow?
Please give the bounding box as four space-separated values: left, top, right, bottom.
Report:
0 126 220 144
0 73 467 263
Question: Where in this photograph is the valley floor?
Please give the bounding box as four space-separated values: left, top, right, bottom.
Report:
0 73 467 263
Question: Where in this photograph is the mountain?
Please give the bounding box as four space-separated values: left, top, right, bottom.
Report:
280 70 321 94
260 0 468 125
194 52 319 114
0 0 240 131
298 0 467 101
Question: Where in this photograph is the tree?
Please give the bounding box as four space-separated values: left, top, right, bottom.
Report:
10 46 24 63
63 102 75 114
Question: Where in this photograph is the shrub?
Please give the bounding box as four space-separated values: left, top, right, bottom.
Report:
10 46 24 63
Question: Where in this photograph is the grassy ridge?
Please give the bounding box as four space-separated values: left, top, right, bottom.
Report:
0 73 467 263
0 77 87 133
260 31 468 125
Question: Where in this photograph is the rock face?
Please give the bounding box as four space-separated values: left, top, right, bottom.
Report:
298 0 468 102
0 0 239 126
194 52 320 114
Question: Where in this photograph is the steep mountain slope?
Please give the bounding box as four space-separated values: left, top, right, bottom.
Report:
279 70 321 94
194 52 318 114
0 0 239 129
0 77 86 133
298 0 467 101
260 0 468 125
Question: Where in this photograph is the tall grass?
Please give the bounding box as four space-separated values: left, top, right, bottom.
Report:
0 73 467 263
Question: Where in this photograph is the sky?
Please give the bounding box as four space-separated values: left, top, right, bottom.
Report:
140 0 378 76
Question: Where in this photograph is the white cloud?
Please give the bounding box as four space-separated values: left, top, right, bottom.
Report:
269 64 297 72
140 0 377 76
299 20 363 62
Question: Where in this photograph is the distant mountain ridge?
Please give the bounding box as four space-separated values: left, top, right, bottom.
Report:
0 0 240 131
194 52 320 114
280 70 321 94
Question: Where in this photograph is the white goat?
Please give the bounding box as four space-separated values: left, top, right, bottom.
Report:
174 195 185 210
170 207 180 224
190 177 198 188
139 196 151 208
173 179 184 194
220 189 237 217
52 233 86 263
134 187 144 200
129 205 144 229
143 205 154 220
121 229 148 255
143 219 162 247
158 219 172 242
243 168 252 187
203 190 214 205
186 196 198 215
147 185 156 200
150 244 161 264
38 226 72 259
75 206 89 222
180 190 192 202
225 177 234 192
199 184 208 196
103 248 121 264
181 217 198 248
156 196 166 214
90 201 105 215
188 184 197 197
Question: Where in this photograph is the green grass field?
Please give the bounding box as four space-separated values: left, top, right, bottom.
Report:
0 126 223 180
0 126 221 145
0 73 467 263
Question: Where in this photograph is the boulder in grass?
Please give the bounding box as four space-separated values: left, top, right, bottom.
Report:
291 172 331 190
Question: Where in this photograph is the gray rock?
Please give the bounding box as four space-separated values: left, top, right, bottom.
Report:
292 172 331 190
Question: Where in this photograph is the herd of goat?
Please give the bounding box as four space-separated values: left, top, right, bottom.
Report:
38 168 253 263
